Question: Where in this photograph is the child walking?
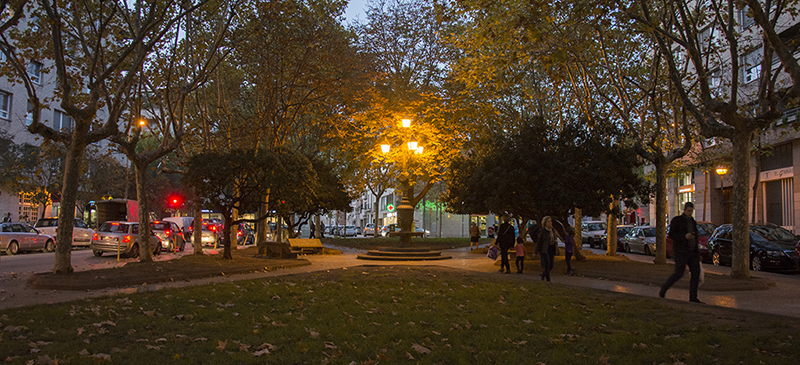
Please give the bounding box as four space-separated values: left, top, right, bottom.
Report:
564 226 575 275
515 236 526 274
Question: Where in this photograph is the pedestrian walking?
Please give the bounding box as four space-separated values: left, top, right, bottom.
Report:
496 215 515 274
309 221 316 238
2 212 10 222
563 226 575 275
319 221 325 239
514 236 526 273
535 216 559 282
469 222 480 250
659 202 703 303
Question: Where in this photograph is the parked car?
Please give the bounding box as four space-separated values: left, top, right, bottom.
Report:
600 225 635 251
343 225 360 237
379 224 399 237
708 224 800 272
188 221 222 246
33 217 94 247
363 223 376 236
415 227 430 237
582 221 608 248
0 222 55 255
623 226 657 255
151 221 186 252
91 221 161 258
666 221 716 262
237 224 255 245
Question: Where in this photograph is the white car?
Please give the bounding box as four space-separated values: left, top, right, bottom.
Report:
363 223 376 236
34 217 95 248
344 225 360 237
582 221 608 248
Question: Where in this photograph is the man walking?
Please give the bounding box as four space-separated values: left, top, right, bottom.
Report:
659 202 702 303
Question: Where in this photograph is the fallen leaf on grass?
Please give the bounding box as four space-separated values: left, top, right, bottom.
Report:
36 355 55 365
599 355 610 365
145 345 164 350
253 348 270 357
77 327 85 335
405 352 414 360
193 338 208 342
217 340 227 350
155 338 167 343
92 353 111 362
239 343 251 352
92 321 116 327
307 328 320 338
411 343 431 354
324 342 337 350
78 349 90 356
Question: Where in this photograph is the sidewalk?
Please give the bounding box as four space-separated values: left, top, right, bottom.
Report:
2 246 798 319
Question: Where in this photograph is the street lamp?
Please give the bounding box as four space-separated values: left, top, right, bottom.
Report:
138 118 147 127
716 166 728 224
379 116 426 246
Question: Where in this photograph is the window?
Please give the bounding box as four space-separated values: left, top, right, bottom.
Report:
0 91 9 119
739 9 755 29
742 49 762 84
25 101 35 125
761 143 792 171
53 110 73 131
28 61 42 84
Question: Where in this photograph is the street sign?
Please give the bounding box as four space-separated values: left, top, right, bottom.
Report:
387 204 395 212
50 191 61 203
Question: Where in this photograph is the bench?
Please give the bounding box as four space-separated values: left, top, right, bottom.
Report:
287 238 324 254
265 242 300 259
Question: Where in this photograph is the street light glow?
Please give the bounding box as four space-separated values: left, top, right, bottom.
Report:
381 143 391 154
401 118 411 128
716 166 728 175
138 119 146 127
407 140 417 151
416 146 423 154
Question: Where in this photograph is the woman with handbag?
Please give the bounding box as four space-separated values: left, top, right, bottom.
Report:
535 216 560 281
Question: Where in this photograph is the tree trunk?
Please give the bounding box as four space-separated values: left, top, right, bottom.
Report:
315 215 322 239
257 189 270 256
53 142 86 274
730 131 753 279
230 204 239 250
222 214 233 259
573 208 585 261
256 202 267 255
374 199 380 237
653 160 668 264
192 192 203 255
606 196 618 256
134 161 153 262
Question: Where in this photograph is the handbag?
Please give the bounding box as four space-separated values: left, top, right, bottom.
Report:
487 245 498 260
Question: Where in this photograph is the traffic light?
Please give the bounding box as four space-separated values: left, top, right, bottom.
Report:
166 194 184 209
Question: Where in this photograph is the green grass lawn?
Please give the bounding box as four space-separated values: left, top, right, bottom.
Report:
2 266 798 364
321 236 492 251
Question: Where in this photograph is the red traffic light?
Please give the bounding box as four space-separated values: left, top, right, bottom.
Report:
166 194 184 209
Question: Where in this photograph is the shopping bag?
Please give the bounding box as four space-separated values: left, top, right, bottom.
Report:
487 245 498 260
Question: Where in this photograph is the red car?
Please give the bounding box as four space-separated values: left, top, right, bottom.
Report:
666 221 716 262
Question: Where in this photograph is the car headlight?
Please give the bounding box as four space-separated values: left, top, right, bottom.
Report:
765 250 786 258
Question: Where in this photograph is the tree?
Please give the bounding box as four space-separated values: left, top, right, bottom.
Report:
185 148 317 259
444 118 650 238
626 0 800 279
110 0 236 262
0 0 212 273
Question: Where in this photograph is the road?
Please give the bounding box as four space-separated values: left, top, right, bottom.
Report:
0 245 199 280
583 246 800 282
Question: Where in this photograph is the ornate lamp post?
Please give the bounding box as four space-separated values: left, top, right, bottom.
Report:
380 117 425 246
716 166 728 224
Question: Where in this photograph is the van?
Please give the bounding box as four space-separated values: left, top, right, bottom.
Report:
34 217 95 247
162 217 194 236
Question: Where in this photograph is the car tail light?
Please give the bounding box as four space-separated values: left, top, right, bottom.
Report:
165 230 170 236
210 226 216 231
237 231 242 236
122 235 132 243
93 233 98 241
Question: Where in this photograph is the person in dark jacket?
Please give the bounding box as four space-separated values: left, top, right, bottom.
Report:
535 216 560 282
659 202 702 303
495 215 516 274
